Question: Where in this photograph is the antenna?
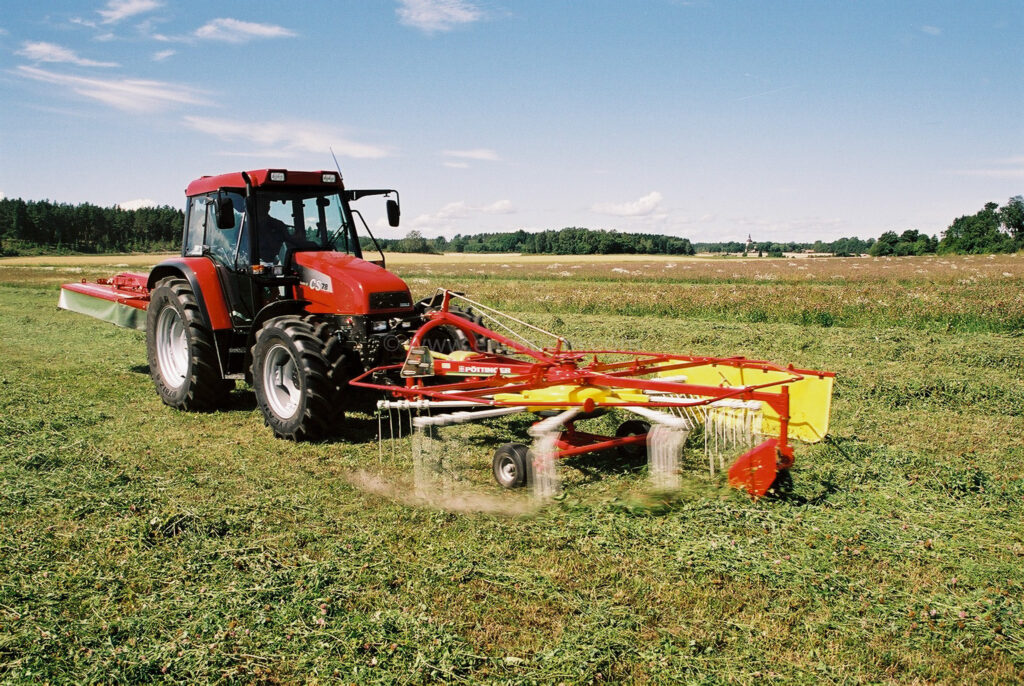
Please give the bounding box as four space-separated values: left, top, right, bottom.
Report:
329 147 343 182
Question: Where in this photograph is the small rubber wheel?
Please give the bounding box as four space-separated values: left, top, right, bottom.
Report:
615 420 651 459
492 442 530 489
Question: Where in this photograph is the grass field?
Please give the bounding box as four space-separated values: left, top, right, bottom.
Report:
1 252 1022 683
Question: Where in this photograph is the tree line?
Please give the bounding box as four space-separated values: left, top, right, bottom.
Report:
375 196 1023 257
365 228 697 256
865 196 1023 256
371 230 879 257
0 198 183 254
2 195 1021 257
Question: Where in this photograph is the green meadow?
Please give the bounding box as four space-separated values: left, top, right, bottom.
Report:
0 253 1021 684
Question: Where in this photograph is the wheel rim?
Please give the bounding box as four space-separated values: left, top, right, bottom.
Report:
155 306 188 390
497 455 517 485
262 343 300 420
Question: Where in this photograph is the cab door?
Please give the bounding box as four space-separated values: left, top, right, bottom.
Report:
198 190 256 326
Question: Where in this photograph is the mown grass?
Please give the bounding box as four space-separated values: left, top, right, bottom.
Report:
1 256 1022 684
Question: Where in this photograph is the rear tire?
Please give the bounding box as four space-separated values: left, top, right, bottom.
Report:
146 277 231 411
252 317 334 440
492 442 531 489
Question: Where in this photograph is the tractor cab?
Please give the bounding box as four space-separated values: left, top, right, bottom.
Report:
180 169 403 328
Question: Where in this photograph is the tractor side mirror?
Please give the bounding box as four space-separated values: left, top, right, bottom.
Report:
386 199 400 227
215 194 235 229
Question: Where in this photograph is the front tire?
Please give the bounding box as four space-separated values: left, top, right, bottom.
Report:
252 317 334 440
146 277 231 411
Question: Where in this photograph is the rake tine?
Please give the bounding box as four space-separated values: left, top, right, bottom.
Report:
389 406 396 461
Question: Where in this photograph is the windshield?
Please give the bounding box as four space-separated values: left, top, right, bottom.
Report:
255 188 356 264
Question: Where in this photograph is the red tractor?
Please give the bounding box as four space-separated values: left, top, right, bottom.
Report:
61 169 431 440
60 168 834 497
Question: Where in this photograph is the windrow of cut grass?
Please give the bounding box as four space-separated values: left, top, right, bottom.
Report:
0 256 1022 683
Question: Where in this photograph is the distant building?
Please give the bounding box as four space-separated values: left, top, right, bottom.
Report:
745 233 754 253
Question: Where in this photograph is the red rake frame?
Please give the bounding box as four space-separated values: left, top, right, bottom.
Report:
351 291 822 496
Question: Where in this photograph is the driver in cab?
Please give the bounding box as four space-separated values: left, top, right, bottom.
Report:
257 198 317 264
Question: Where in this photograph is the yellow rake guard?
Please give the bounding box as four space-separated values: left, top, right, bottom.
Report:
494 384 650 413
657 363 834 443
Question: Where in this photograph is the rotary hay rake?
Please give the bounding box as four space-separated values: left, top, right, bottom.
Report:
352 290 835 500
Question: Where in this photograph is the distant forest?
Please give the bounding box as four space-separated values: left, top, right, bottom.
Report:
369 196 1022 257
364 230 874 258
1 195 1021 257
0 198 182 254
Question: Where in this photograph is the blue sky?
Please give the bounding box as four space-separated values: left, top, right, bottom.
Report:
0 1 1021 244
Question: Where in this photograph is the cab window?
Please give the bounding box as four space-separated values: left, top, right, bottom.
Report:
255 190 352 265
204 191 247 268
184 195 207 256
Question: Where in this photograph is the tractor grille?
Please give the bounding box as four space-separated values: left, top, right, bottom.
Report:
369 290 412 310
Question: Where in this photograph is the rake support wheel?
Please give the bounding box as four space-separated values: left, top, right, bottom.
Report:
252 317 334 440
615 419 651 460
492 442 531 489
146 277 231 411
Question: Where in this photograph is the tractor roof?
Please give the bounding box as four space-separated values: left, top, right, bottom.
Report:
185 169 344 196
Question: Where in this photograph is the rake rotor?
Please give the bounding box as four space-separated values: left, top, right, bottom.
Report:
353 290 834 499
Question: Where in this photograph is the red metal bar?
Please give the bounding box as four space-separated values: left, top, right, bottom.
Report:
411 309 556 365
554 432 647 459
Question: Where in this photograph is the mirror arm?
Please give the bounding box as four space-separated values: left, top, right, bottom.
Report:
351 209 386 269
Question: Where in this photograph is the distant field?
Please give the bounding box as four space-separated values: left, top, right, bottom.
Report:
1 253 1022 683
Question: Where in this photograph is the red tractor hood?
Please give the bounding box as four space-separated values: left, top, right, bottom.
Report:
292 252 413 316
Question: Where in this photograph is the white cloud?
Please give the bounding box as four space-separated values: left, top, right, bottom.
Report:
920 25 942 36
182 116 390 158
592 191 664 217
442 148 500 161
952 156 1024 179
16 41 119 68
408 199 515 231
954 167 1024 179
214 150 296 160
118 198 157 210
69 17 99 30
15 66 205 112
194 18 297 43
152 49 175 61
413 201 473 224
481 200 514 214
99 0 162 24
443 161 470 169
397 0 482 33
